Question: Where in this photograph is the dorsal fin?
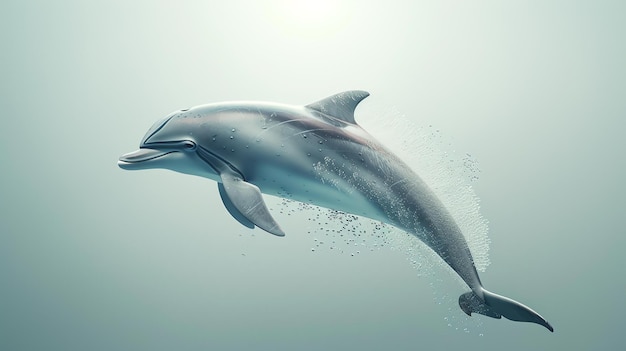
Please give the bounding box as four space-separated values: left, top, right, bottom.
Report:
305 90 370 124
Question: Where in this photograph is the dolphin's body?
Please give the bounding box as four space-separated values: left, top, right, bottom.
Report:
119 91 553 332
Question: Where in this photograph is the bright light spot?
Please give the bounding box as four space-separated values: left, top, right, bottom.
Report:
270 0 351 38
287 0 335 25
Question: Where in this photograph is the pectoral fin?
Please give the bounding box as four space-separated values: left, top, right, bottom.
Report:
218 172 286 237
218 182 255 229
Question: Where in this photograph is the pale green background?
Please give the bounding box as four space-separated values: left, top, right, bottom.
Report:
1 1 624 350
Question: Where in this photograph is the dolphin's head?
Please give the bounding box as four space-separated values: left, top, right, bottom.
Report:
118 108 219 180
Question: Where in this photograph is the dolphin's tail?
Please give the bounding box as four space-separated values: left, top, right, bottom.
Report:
459 289 554 332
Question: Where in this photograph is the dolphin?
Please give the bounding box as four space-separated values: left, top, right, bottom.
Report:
118 91 553 332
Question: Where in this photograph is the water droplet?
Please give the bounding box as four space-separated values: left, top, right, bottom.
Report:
212 137 216 141
231 149 235 152
311 248 315 252
230 136 234 139
231 128 236 132
307 153 311 157
318 140 323 144
303 134 307 138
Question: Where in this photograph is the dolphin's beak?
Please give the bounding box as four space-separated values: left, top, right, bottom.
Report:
118 148 176 169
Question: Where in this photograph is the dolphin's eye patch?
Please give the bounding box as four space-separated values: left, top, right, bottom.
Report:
182 140 197 151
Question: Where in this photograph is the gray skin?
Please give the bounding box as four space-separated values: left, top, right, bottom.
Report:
119 91 553 332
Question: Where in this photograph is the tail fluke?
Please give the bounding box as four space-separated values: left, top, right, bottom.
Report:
459 289 553 332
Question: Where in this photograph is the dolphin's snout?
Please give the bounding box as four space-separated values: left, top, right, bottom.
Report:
118 148 176 169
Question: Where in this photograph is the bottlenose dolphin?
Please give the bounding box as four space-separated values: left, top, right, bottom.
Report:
118 91 553 332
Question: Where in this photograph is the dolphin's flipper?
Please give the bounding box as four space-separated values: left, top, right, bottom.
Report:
218 171 286 237
218 182 255 229
305 90 370 124
459 290 554 332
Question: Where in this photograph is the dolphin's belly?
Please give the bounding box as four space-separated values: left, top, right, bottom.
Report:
239 138 411 226
251 163 387 222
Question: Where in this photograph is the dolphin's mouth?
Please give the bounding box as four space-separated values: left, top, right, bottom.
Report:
118 148 177 169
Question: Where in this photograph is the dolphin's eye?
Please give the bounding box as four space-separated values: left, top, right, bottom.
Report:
182 141 197 151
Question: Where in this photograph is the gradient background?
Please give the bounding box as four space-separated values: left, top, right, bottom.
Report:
1 1 624 350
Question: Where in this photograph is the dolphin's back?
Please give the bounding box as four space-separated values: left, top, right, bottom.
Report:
201 102 480 277
216 104 487 291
